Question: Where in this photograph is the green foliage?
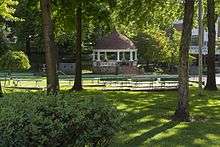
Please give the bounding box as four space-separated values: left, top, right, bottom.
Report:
0 50 30 71
112 0 182 35
13 0 43 53
53 0 115 50
0 0 18 20
0 0 19 56
134 27 180 65
0 25 10 55
0 92 123 146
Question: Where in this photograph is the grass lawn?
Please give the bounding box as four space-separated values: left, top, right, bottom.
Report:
2 88 220 146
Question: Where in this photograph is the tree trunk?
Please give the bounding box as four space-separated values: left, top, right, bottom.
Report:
25 36 31 58
72 4 83 91
172 0 195 122
0 82 3 97
40 0 59 94
205 0 217 90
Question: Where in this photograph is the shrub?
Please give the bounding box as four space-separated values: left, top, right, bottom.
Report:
0 93 122 147
0 50 31 71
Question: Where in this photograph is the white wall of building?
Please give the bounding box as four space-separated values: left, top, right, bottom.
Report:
190 17 220 55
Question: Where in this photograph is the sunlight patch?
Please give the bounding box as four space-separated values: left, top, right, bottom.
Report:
117 103 128 110
136 116 154 123
193 138 207 145
206 134 220 140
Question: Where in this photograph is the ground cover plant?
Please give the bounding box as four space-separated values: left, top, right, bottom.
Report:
0 92 123 147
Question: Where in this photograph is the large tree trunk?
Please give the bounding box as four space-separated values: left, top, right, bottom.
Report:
205 0 217 90
172 0 195 122
72 4 83 91
40 0 59 94
0 82 3 97
25 36 31 58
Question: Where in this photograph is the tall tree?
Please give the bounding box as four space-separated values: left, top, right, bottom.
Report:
58 0 115 91
72 3 83 91
40 0 59 94
0 0 18 97
0 81 2 97
205 0 217 90
172 0 195 122
13 0 42 63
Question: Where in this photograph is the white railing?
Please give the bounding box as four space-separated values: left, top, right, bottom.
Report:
93 60 138 67
190 46 220 55
93 61 117 67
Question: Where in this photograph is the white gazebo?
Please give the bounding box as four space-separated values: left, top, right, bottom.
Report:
92 30 139 74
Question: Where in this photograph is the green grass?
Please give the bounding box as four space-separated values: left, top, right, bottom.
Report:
107 89 220 147
2 88 220 146
71 89 220 146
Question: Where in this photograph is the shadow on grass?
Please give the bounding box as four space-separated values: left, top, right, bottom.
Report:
126 121 180 146
98 89 220 146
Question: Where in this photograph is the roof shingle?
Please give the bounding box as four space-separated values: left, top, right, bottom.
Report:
94 31 136 50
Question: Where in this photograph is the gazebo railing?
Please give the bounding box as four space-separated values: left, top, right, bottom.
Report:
93 61 117 67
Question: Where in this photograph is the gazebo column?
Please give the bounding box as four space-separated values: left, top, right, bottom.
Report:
135 50 138 60
130 51 133 61
122 52 125 60
92 51 95 61
117 51 120 61
104 52 108 60
97 51 100 61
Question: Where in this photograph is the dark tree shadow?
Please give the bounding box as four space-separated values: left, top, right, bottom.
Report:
126 121 180 146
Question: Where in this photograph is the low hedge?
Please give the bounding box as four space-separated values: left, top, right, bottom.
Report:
0 92 123 147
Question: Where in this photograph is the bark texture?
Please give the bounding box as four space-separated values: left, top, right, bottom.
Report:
0 83 3 97
40 0 59 94
72 4 83 91
205 0 217 90
172 0 195 122
25 36 31 58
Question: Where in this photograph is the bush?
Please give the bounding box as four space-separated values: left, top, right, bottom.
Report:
0 93 122 147
0 50 31 71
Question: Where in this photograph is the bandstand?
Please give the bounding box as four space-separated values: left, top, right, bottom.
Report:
92 30 142 74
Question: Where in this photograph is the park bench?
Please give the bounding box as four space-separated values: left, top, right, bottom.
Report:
158 77 179 88
83 77 101 84
158 81 178 88
105 80 132 87
160 77 178 81
100 77 128 81
131 77 157 88
12 79 43 87
5 86 44 91
59 78 74 86
59 77 105 87
159 77 179 88
131 81 154 88
0 77 11 87
99 77 128 86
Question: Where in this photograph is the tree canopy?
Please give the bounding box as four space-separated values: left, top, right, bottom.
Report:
0 0 18 20
0 50 30 71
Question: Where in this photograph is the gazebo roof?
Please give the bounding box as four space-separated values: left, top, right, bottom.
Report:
94 31 136 50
